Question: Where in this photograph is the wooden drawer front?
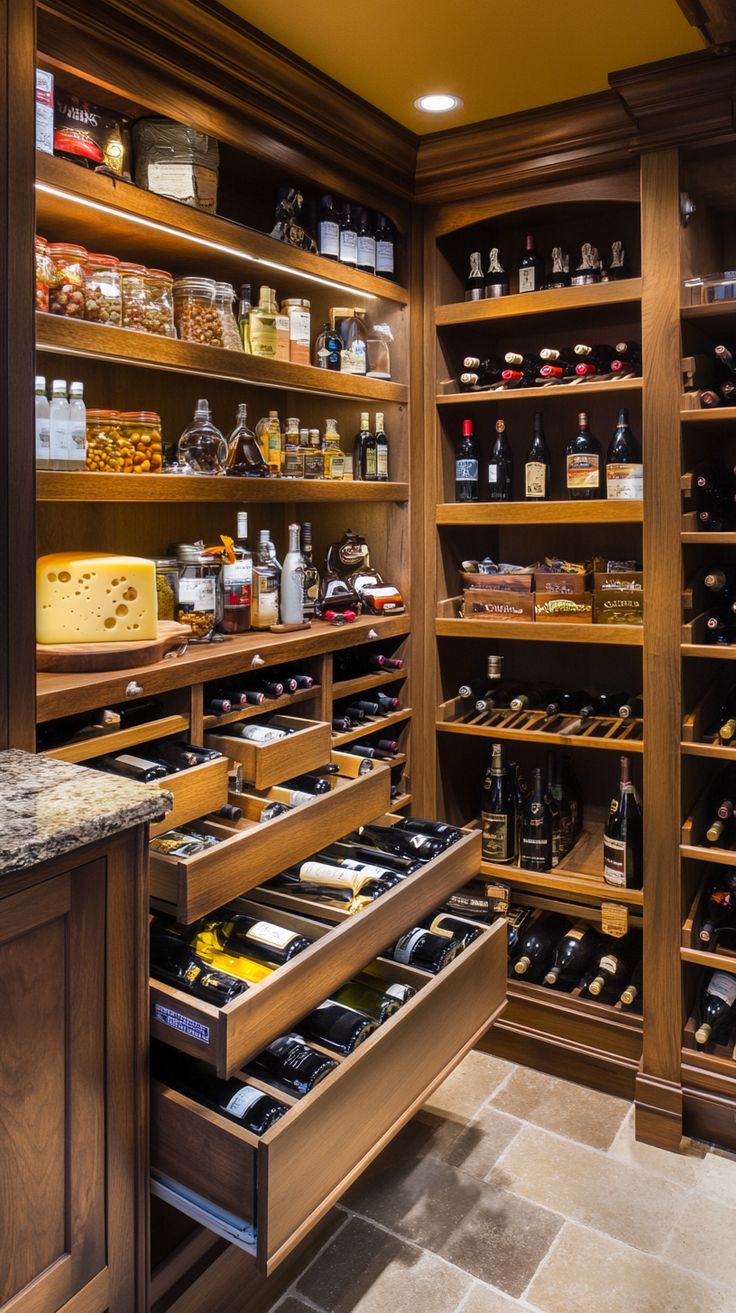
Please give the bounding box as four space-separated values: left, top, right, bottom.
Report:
505 982 643 1062
150 757 230 838
205 716 332 789
151 917 506 1276
149 756 391 923
150 826 481 1074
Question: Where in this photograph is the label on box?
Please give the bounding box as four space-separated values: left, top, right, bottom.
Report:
606 464 644 499
535 595 592 620
601 902 629 937
153 1003 210 1044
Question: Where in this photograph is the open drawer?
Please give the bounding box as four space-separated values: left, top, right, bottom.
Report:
204 715 332 789
151 917 506 1276
150 756 230 838
149 752 391 923
150 825 481 1074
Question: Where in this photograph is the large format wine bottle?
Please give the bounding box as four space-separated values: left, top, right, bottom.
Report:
390 926 462 973
512 913 569 980
543 921 599 986
519 767 557 871
333 978 415 1023
150 920 247 1004
603 755 643 889
481 742 517 864
250 1033 338 1095
525 412 551 501
298 1000 377 1054
566 411 602 500
695 970 736 1047
161 1059 289 1134
217 915 314 967
486 419 513 501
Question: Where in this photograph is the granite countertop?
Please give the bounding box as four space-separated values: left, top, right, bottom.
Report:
0 749 172 876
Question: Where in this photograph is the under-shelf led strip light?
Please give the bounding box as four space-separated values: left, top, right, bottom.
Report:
35 181 378 299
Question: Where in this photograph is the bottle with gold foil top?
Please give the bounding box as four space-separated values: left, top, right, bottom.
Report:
282 417 304 478
249 285 277 358
322 417 346 480
256 410 282 475
304 428 324 479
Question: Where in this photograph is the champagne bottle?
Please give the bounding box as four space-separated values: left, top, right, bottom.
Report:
250 1033 338 1095
486 419 513 501
357 822 452 861
695 970 736 1047
390 926 462 973
587 947 633 997
481 742 517 864
485 248 508 298
566 411 602 500
603 755 643 889
161 1059 289 1134
512 913 569 980
217 915 313 967
333 978 415 1023
465 251 485 301
519 767 557 871
150 920 247 1005
543 921 598 986
619 961 643 1007
699 885 736 943
298 999 377 1054
524 413 551 500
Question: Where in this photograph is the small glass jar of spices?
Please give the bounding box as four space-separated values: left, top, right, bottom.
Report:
173 277 224 347
154 558 179 621
144 269 176 337
214 281 244 351
120 262 148 332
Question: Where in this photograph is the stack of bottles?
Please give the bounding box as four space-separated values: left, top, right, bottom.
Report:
463 236 629 299
457 341 641 392
509 909 642 1006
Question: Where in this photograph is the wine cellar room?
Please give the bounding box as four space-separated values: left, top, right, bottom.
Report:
4 3 736 1313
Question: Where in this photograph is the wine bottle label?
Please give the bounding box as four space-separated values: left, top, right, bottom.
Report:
357 235 376 267
519 267 536 293
488 463 499 484
252 571 279 626
376 239 394 275
456 459 478 480
339 859 391 880
393 927 426 964
606 464 643 499
708 972 736 1006
115 752 161 770
566 453 601 489
223 559 253 586
299 861 361 891
36 419 50 457
341 341 367 374
239 725 286 742
603 835 627 886
525 461 547 497
599 955 618 974
386 983 413 1002
376 448 389 477
429 916 456 939
246 921 298 950
339 230 358 262
179 577 216 609
319 220 339 257
224 1084 265 1117
482 812 513 863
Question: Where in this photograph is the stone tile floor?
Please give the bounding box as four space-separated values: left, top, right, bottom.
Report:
265 1052 736 1313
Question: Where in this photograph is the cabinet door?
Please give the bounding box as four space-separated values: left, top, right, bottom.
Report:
0 862 106 1313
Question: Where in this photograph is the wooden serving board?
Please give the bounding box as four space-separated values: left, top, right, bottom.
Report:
37 620 190 672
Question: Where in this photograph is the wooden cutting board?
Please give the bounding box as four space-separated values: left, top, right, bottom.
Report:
37 620 191 672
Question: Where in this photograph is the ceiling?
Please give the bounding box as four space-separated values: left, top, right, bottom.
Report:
221 0 702 133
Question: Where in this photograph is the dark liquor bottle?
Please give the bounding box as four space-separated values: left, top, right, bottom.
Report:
299 999 377 1054
301 522 321 617
250 1033 338 1095
695 971 736 1047
374 412 390 481
356 208 376 274
354 411 377 481
587 947 633 998
338 202 358 266
455 419 479 501
162 1061 289 1134
333 978 415 1023
318 194 340 260
512 912 570 980
519 767 557 871
486 419 513 501
465 251 485 301
221 509 253 634
543 921 599 986
603 755 643 889
374 214 396 279
525 412 551 501
566 410 603 500
619 961 643 1008
573 343 617 376
699 885 736 944
481 742 517 864
606 407 643 501
149 920 247 1005
485 248 508 298
390 926 462 974
518 233 544 293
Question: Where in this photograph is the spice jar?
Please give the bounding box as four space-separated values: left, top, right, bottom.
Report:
172 543 222 642
119 411 164 474
214 281 244 351
84 253 122 326
85 409 125 471
154 557 179 621
282 298 311 366
144 268 176 337
48 242 88 317
173 277 223 347
35 236 53 312
120 262 148 332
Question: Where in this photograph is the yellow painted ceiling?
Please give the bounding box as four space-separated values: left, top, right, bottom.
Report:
222 0 701 132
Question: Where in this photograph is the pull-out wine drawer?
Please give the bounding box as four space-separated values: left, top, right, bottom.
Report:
151 917 506 1276
150 826 481 1074
150 756 230 838
149 753 391 923
204 716 332 790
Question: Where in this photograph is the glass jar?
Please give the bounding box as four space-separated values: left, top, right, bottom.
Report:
120 262 148 332
119 411 164 474
178 398 227 474
85 409 125 472
214 281 243 351
48 242 88 317
154 557 179 621
282 298 311 366
35 236 53 312
173 277 223 347
144 268 176 338
84 253 122 327
172 543 222 642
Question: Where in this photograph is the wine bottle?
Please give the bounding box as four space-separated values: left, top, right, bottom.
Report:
350 744 396 762
587 947 633 997
518 233 544 293
549 751 574 858
699 885 736 944
190 921 275 985
374 412 390 481
545 751 562 866
273 861 396 908
393 816 463 844
162 1060 289 1134
543 921 599 986
519 767 556 871
354 411 377 481
461 356 503 389
428 912 483 948
606 407 643 500
619 961 643 1008
323 840 422 875
354 822 444 861
545 689 593 717
150 920 247 1005
602 755 643 889
217 915 313 967
692 462 736 532
338 202 358 266
485 248 508 298
590 690 630 717
299 999 377 1055
573 343 617 376
695 970 736 1047
618 694 643 720
250 1033 338 1095
356 208 376 274
318 194 340 260
333 978 415 1023
525 412 551 501
538 346 577 380
455 419 479 501
390 926 462 973
486 419 513 501
509 684 555 711
512 912 570 980
481 742 517 864
458 676 492 701
566 410 602 500
465 251 486 301
717 686 736 741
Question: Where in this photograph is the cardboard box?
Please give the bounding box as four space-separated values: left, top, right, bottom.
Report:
534 592 593 623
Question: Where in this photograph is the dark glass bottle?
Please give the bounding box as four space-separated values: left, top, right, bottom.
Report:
461 355 503 390
486 419 513 501
333 978 415 1023
587 947 633 998
699 885 736 944
605 407 642 501
150 919 247 1005
164 1062 289 1134
538 346 577 379
428 913 483 949
718 686 736 742
545 689 590 717
250 1033 338 1096
519 767 557 871
96 752 168 782
218 914 314 967
357 822 451 861
393 816 463 844
543 921 598 986
391 926 462 974
354 411 377 481
619 961 643 1008
356 208 376 274
603 754 643 889
375 214 395 279
299 999 377 1054
465 251 485 301
374 412 390 481
318 194 340 260
548 750 573 859
338 202 358 266
695 970 736 1047
481 741 517 863
611 339 642 376
524 412 551 501
566 411 603 500
573 343 617 376
300 521 321 618
518 233 544 293
619 693 643 720
512 912 569 980
455 418 479 501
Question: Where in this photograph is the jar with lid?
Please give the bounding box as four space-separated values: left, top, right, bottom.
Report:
84 253 122 326
144 269 176 337
172 543 223 642
119 411 164 474
173 277 224 347
120 263 148 332
85 410 128 471
214 281 243 351
282 298 311 366
48 242 88 317
35 236 53 312
178 398 227 474
154 558 179 621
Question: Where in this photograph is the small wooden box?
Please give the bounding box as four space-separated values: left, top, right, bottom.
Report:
204 715 332 789
594 590 644 625
534 592 593 623
594 570 644 591
461 572 534 594
534 569 592 595
464 588 534 620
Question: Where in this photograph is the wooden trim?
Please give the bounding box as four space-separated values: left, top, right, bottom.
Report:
609 49 736 149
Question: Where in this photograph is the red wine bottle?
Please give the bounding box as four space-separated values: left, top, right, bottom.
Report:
566 411 602 500
455 419 479 502
699 885 736 944
486 419 514 502
543 921 599 986
512 913 569 980
603 755 643 889
573 343 617 376
518 234 544 293
695 970 736 1047
524 412 551 501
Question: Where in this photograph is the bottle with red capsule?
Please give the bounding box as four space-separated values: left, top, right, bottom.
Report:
573 343 617 377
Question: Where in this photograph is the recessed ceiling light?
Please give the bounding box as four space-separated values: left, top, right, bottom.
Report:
414 93 463 113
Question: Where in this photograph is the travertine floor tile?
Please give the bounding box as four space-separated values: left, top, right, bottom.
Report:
457 1281 523 1312
664 1192 736 1286
490 1125 686 1253
528 1221 733 1313
440 1105 522 1179
276 1299 321 1313
296 1216 471 1313
490 1067 627 1150
423 1051 514 1121
608 1109 705 1186
698 1148 736 1207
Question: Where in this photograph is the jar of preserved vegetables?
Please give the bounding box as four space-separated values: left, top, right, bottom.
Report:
118 411 164 473
85 410 125 471
48 242 88 317
120 262 148 332
144 268 176 337
84 253 122 326
214 281 243 351
154 557 179 621
173 276 223 346
35 235 53 312
172 543 222 641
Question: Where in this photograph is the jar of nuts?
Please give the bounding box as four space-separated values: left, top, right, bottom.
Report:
48 242 88 317
85 410 125 471
118 411 164 473
144 268 176 337
173 276 224 347
173 543 222 642
35 236 53 312
120 262 148 332
84 253 122 326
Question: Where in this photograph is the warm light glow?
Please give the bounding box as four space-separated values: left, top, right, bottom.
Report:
35 182 378 299
413 93 463 113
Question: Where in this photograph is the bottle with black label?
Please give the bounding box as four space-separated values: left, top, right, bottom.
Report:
354 411 377 481
524 412 551 501
481 742 517 864
455 418 479 501
250 1033 338 1096
566 411 602 500
603 755 643 889
375 214 395 278
390 926 462 974
519 767 556 871
318 194 340 260
486 419 513 501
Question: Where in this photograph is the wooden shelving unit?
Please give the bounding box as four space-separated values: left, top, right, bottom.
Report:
437 377 643 406
435 278 642 325
436 500 642 524
37 471 409 503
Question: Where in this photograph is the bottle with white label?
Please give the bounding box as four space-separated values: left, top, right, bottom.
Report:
35 375 50 469
524 412 551 501
603 754 643 889
49 379 70 471
221 510 252 634
238 723 290 744
280 522 305 624
165 1065 289 1135
318 194 340 260
695 970 736 1047
606 407 643 500
339 202 358 266
375 213 395 278
356 208 376 274
374 412 390 481
68 381 86 469
220 914 313 966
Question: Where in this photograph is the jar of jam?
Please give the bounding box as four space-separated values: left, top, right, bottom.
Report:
154 558 179 621
118 411 164 473
172 543 222 642
48 242 88 317
35 235 53 312
84 253 122 326
173 277 224 346
144 269 176 337
85 410 125 471
120 262 148 332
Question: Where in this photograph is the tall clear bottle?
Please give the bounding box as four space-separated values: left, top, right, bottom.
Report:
221 510 253 634
251 529 280 630
249 286 277 358
68 381 86 470
49 379 70 471
237 283 252 351
35 376 50 470
280 522 306 625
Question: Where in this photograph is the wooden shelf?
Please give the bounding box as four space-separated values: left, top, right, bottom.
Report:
202 684 318 730
681 407 736 424
436 279 642 326
332 668 407 700
680 843 736 867
436 616 643 646
41 712 190 764
331 706 412 747
681 512 736 544
436 500 643 525
682 644 736 660
387 793 412 812
480 822 644 907
437 698 643 754
36 315 409 405
36 151 409 305
681 301 736 324
681 945 736 976
36 471 409 504
436 378 643 407
681 740 736 760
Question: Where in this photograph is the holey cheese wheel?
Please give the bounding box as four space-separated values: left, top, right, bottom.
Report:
37 553 158 644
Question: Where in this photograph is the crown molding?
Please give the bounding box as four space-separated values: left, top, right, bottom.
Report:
675 0 736 48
